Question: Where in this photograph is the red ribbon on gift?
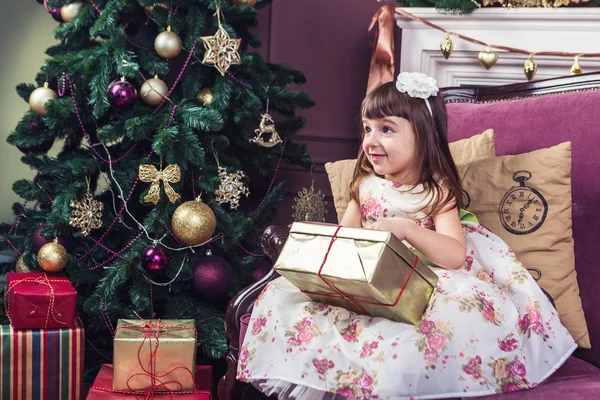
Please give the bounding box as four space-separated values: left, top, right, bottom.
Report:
4 273 70 328
115 314 211 400
301 225 419 316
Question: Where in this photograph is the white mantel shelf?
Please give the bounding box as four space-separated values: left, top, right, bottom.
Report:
395 8 600 87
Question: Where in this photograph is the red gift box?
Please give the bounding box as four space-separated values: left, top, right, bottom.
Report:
87 364 213 399
5 272 77 329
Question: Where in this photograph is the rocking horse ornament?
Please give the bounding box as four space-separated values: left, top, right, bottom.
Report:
250 113 282 148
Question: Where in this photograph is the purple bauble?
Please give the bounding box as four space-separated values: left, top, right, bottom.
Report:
251 261 273 281
142 245 169 273
31 225 71 254
192 256 234 299
108 79 138 108
50 7 63 22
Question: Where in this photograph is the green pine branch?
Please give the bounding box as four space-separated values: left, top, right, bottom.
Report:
5 0 314 372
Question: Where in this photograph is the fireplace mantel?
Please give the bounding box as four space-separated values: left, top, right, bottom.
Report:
395 8 600 86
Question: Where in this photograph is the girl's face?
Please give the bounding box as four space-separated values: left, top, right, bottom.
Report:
362 116 418 183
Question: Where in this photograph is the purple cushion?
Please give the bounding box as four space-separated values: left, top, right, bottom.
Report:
552 355 600 378
239 313 251 348
472 356 600 399
446 90 600 365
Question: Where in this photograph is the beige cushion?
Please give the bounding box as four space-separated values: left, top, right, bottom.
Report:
458 142 589 348
325 129 496 222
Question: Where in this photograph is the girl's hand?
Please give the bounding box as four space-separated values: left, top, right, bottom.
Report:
367 220 412 241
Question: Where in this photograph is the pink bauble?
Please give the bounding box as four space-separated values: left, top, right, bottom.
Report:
192 256 234 299
31 225 71 254
108 79 138 108
142 245 169 273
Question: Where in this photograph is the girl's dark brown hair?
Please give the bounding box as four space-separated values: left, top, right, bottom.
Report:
350 81 463 216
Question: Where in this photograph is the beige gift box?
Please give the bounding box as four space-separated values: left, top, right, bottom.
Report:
274 222 439 324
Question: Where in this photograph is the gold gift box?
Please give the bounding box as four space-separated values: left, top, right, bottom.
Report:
274 222 439 324
113 319 197 391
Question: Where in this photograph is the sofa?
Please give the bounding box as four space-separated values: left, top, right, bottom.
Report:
218 72 600 399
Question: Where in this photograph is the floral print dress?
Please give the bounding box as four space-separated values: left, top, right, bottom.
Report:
237 174 576 399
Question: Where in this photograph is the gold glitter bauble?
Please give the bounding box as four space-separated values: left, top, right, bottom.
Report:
140 77 168 106
29 84 58 117
196 88 213 107
61 2 83 23
38 240 68 273
233 0 257 6
171 199 217 246
154 29 183 59
15 256 30 273
440 34 454 60
524 55 537 81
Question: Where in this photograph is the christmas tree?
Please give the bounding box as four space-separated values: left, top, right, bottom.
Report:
0 0 313 375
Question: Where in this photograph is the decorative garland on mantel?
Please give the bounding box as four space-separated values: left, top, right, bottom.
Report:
367 5 599 90
391 0 600 15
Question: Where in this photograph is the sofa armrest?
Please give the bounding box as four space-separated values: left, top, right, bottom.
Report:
260 224 291 264
218 225 290 400
224 225 290 335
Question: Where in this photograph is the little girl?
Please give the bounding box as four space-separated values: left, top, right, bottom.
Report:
237 72 576 399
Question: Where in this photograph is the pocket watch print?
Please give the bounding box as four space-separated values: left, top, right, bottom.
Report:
462 189 471 210
498 170 548 235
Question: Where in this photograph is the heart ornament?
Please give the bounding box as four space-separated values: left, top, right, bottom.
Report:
478 48 499 70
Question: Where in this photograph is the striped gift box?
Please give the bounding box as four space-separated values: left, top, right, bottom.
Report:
0 319 84 400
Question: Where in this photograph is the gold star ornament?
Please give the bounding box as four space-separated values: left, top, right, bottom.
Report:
200 25 241 76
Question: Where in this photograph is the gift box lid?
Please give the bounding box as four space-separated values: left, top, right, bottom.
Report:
6 272 76 295
114 319 196 340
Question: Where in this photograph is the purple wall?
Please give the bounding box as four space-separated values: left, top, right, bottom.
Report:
254 0 399 225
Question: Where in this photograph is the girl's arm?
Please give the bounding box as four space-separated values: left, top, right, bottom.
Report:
340 199 362 228
369 208 467 270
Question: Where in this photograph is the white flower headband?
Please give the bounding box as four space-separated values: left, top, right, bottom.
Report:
395 72 439 116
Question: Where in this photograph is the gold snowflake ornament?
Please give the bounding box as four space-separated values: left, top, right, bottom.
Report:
70 191 104 236
200 25 242 76
292 181 327 223
214 166 249 209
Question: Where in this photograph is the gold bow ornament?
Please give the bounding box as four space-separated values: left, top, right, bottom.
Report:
138 163 181 204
